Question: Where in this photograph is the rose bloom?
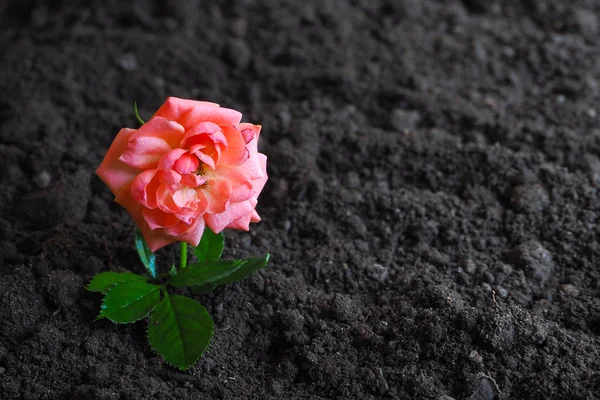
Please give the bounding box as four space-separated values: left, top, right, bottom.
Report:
97 97 268 252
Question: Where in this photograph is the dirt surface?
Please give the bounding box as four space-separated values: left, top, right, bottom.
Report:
1 0 600 399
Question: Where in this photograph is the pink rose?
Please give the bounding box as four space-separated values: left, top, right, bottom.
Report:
96 97 268 252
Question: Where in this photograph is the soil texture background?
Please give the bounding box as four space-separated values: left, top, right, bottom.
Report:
1 0 600 399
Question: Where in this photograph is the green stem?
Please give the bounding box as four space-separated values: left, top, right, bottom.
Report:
134 101 145 125
180 242 188 269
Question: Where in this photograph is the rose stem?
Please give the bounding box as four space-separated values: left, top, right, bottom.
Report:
180 242 188 269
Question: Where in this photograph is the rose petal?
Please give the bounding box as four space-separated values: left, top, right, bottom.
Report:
234 153 265 180
195 151 216 170
158 148 187 170
225 198 258 230
153 97 220 122
142 207 180 230
205 199 256 233
156 184 180 213
214 166 253 203
172 187 197 208
179 104 243 129
173 153 200 175
130 169 159 208
203 179 232 214
129 116 185 148
218 125 248 166
239 123 261 144
180 122 225 147
250 210 261 223
119 136 173 169
158 169 182 185
167 217 206 247
251 154 268 196
96 128 140 195
115 183 176 252
181 174 207 188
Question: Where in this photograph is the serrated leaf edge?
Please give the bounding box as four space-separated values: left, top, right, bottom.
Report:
99 283 160 324
86 272 147 294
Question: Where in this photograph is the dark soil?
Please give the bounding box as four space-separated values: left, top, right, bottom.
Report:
1 0 600 399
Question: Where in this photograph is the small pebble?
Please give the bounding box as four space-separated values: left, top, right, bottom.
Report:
495 286 508 299
469 350 483 363
391 108 421 131
482 271 495 284
366 263 389 283
465 259 477 274
283 220 292 232
559 284 579 297
34 170 51 188
118 53 137 71
468 377 494 400
506 241 554 284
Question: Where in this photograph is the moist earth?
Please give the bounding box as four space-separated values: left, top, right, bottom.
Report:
1 0 600 399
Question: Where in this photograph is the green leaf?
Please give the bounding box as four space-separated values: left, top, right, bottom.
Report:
211 253 270 286
193 227 225 262
86 272 147 294
148 293 214 370
169 260 244 288
135 229 157 278
100 280 161 323
189 284 216 295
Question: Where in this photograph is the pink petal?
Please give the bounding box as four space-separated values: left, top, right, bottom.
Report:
250 210 261 223
142 207 180 230
164 220 191 236
179 104 243 129
180 122 225 147
158 169 182 185
204 179 232 214
225 198 258 230
156 184 180 213
181 174 207 188
205 199 256 233
115 183 176 252
158 148 187 170
215 166 253 203
218 126 248 166
129 116 185 148
236 153 265 180
195 151 216 170
173 153 200 175
225 214 252 231
239 123 261 144
130 169 159 208
96 128 140 195
225 202 255 230
119 136 172 169
153 97 220 122
251 153 268 196
167 217 206 247
172 187 197 208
